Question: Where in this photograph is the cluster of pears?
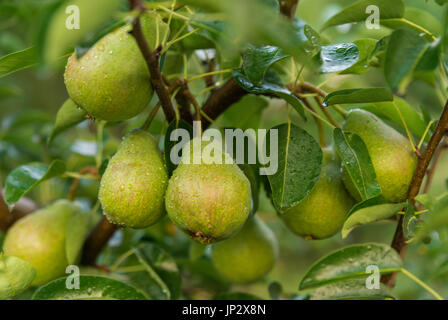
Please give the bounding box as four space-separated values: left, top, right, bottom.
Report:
280 109 417 240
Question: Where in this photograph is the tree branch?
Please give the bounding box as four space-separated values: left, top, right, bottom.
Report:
279 0 299 21
0 192 38 233
382 99 448 287
128 0 176 122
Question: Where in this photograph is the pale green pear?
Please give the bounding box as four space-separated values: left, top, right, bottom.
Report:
3 200 82 286
211 215 278 283
342 109 417 203
64 14 158 121
165 138 251 244
282 148 354 239
99 129 168 229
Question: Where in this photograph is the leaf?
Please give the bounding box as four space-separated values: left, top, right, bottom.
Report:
233 69 306 120
266 122 322 213
321 0 405 30
320 43 359 73
49 99 87 143
4 160 66 206
214 292 263 300
242 45 289 84
119 243 181 300
217 95 268 130
333 128 381 201
164 119 193 176
32 275 148 300
65 210 91 265
310 278 395 300
323 88 393 106
0 254 36 300
0 47 38 78
384 29 429 90
299 243 402 290
39 0 122 64
413 194 448 243
342 203 404 238
402 202 418 239
341 39 377 75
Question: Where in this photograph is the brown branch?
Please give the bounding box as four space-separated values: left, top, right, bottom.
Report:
128 0 176 122
314 95 340 128
279 0 299 21
0 192 38 232
300 97 326 147
382 100 448 288
81 216 118 266
67 167 99 201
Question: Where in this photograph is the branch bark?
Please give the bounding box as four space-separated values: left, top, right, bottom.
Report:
382 100 448 287
279 0 299 21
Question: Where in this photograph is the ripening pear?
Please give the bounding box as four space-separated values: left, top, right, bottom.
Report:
64 14 156 121
165 138 251 244
3 200 83 286
99 129 168 228
282 148 354 240
211 215 278 283
342 109 417 203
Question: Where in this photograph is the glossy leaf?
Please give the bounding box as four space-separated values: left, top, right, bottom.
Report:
0 46 37 78
242 45 289 84
384 29 428 89
32 275 148 300
49 99 87 143
233 69 306 120
164 119 193 176
310 279 395 300
323 88 393 106
341 39 377 75
333 128 381 201
0 253 36 300
299 243 402 290
320 43 359 73
342 203 404 238
4 160 66 206
267 122 322 213
65 210 91 265
322 0 405 30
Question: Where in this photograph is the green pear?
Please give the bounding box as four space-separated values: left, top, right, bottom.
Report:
165 138 251 244
99 129 168 229
282 148 354 240
3 200 82 286
64 14 156 121
342 109 417 203
211 215 278 283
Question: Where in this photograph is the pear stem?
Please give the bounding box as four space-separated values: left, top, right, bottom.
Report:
300 97 326 147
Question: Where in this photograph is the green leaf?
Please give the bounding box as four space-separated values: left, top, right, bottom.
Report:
233 69 306 120
39 0 122 64
342 203 404 238
164 119 193 176
214 292 263 300
217 95 268 130
65 210 91 265
412 193 448 243
32 275 148 300
118 243 181 300
49 99 87 143
242 45 289 84
0 47 38 78
323 88 393 106
384 29 429 90
321 0 405 30
0 254 36 300
333 128 381 201
310 278 395 300
402 202 417 239
4 160 66 206
320 43 359 73
341 39 377 75
299 243 402 290
267 122 322 213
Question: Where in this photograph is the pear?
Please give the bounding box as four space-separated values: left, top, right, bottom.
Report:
165 138 251 244
64 14 156 121
342 109 417 203
99 129 168 229
3 200 83 286
211 215 278 283
282 148 354 239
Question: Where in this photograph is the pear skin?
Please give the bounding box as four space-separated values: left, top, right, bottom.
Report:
165 138 251 244
282 148 354 239
3 200 82 286
211 215 278 283
99 129 168 229
342 109 417 202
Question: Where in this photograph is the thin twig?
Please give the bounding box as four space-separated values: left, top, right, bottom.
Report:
301 97 326 147
67 167 100 202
